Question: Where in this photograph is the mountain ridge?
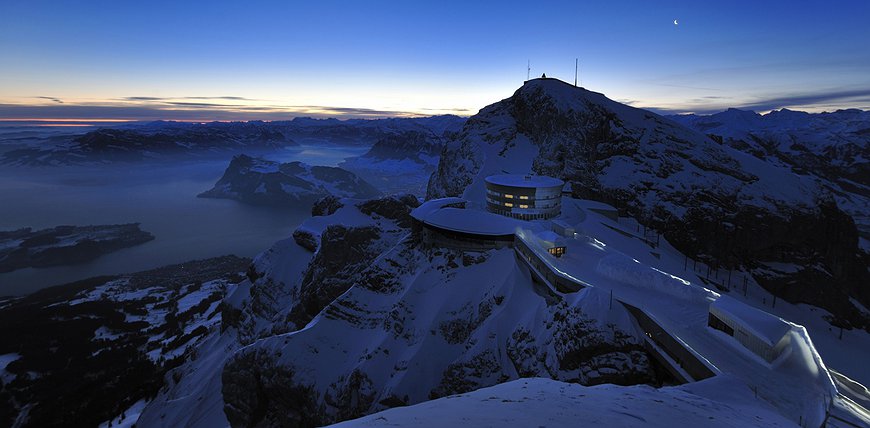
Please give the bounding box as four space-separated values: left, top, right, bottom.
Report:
428 78 869 329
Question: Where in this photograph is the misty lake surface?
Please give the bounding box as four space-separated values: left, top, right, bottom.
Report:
0 144 369 295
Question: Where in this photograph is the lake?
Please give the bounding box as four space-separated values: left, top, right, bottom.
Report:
0 144 370 295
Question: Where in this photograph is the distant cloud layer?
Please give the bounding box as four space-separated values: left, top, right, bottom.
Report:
633 87 870 115
2 85 869 124
0 97 440 123
733 88 870 113
35 96 64 104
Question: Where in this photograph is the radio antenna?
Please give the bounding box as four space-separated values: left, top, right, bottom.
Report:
574 58 578 87
527 60 530 81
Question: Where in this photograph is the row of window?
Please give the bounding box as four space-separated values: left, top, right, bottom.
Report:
486 189 561 200
503 202 530 208
486 198 560 211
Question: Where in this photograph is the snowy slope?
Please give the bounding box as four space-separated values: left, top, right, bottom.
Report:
135 192 870 427
0 256 250 427
671 108 870 251
138 195 662 428
331 376 794 428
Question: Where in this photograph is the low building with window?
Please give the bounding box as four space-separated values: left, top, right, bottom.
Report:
410 197 519 251
485 174 564 220
708 296 792 363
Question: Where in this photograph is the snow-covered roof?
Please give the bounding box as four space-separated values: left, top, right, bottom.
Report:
710 295 791 346
571 199 618 212
485 174 564 189
412 198 520 236
410 197 467 222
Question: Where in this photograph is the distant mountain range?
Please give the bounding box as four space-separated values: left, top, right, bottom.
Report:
669 108 869 248
0 116 467 166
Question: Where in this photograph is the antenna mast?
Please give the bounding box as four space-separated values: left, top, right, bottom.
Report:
527 60 530 81
574 58 578 87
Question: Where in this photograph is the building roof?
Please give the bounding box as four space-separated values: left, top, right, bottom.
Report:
411 197 519 236
410 197 467 222
485 174 564 189
710 295 792 346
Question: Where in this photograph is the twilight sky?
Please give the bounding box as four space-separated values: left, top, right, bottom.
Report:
1 0 869 123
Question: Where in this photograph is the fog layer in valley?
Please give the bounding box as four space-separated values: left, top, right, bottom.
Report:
0 138 370 295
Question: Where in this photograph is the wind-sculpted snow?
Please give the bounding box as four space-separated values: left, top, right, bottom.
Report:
331 376 795 428
428 78 869 330
596 252 717 304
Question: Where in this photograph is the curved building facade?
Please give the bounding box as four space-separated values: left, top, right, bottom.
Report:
485 174 564 220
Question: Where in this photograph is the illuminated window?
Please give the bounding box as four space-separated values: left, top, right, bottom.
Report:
519 195 529 200
519 204 529 208
547 246 567 258
505 202 513 207
504 194 514 199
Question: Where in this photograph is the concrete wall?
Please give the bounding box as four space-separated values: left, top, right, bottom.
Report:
416 223 514 252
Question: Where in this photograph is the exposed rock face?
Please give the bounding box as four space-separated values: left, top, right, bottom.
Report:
312 195 344 217
356 193 421 228
292 229 319 252
198 154 380 206
427 78 869 328
286 225 383 328
0 223 154 272
222 349 326 428
220 237 662 428
222 194 421 346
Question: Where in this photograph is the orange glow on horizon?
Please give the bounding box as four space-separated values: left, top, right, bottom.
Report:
0 118 136 123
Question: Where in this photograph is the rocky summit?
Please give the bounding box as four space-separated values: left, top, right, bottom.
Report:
428 78 869 329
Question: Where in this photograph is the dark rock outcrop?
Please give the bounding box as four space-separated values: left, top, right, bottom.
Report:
356 193 420 228
312 195 344 217
286 225 382 327
222 350 326 428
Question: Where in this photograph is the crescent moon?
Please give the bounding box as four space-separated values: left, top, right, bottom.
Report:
674 19 679 26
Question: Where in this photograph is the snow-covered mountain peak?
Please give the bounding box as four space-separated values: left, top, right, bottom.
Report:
430 80 868 331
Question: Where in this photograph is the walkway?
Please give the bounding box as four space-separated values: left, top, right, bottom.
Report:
513 229 838 428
